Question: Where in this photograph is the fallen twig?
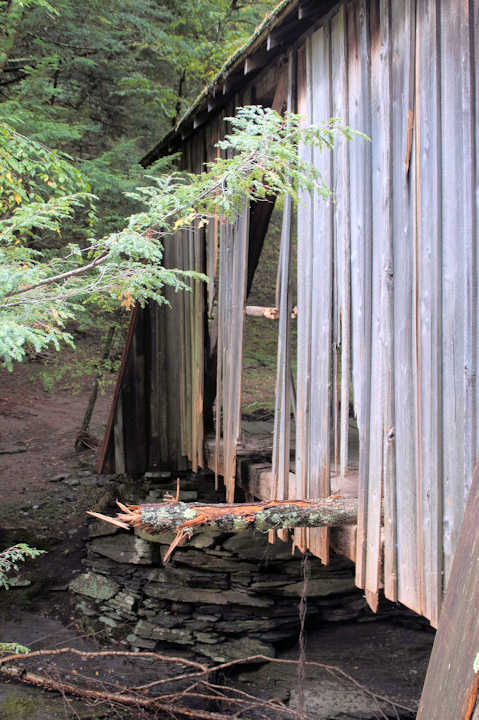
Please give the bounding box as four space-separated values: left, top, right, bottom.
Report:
0 666 230 719
0 646 416 719
0 646 206 672
133 654 416 716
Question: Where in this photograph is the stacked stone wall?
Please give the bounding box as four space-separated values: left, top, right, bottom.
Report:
71 478 368 662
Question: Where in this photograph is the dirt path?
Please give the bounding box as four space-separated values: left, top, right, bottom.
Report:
0 355 114 542
0 362 110 504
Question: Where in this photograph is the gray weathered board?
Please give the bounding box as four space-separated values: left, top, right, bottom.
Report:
417 465 479 719
290 0 478 625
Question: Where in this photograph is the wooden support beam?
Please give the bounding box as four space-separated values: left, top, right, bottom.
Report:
245 305 279 319
222 73 243 95
267 17 309 51
244 50 270 75
298 0 319 20
193 111 209 129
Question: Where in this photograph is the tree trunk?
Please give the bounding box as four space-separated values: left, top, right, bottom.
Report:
75 324 116 450
0 1 24 72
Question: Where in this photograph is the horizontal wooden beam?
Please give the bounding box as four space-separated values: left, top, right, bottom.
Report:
245 305 279 319
298 0 319 20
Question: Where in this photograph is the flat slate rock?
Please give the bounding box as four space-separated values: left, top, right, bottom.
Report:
277 576 356 597
196 636 275 664
89 535 156 565
70 572 119 600
144 582 273 607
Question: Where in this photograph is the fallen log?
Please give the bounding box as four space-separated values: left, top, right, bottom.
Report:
88 496 358 561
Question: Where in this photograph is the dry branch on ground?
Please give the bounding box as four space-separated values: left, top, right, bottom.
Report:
0 646 416 719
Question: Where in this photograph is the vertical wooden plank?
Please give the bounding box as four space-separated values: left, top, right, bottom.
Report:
440 0 469 583
272 53 295 508
194 218 205 470
122 312 147 475
177 146 189 463
189 224 198 470
390 0 418 611
113 394 126 474
295 38 313 553
183 228 193 463
364 0 393 603
147 304 159 469
175 231 188 458
222 221 233 495
347 0 373 588
415 0 442 625
272 193 293 504
474 0 479 482
308 21 333 563
379 0 396 603
331 6 351 486
236 207 250 492
164 236 187 471
221 107 234 495
215 200 249 501
156 301 169 465
458 0 477 506
206 116 220 315
215 221 225 486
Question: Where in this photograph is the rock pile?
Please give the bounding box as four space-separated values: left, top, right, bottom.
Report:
71 487 368 663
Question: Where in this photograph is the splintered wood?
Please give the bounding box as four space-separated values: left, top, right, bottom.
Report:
88 496 358 562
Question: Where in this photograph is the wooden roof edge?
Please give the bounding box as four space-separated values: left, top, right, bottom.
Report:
140 0 317 167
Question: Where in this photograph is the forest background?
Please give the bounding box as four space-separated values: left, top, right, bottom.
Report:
0 0 277 392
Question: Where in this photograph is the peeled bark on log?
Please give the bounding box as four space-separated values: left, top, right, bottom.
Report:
88 496 358 561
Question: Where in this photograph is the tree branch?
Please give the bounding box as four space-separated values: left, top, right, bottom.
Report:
0 646 416 718
88 496 358 561
5 251 109 299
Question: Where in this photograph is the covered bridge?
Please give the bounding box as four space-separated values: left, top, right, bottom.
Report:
98 0 479 628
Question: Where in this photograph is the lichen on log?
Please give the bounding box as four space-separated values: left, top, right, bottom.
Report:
88 497 358 560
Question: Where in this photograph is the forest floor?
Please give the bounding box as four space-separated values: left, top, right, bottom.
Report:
0 343 434 719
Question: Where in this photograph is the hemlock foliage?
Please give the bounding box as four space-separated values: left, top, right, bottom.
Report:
0 2 360 370
1 106 356 367
0 0 276 369
0 0 274 235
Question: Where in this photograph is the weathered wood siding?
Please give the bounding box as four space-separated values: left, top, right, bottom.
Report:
99 0 477 625
292 0 478 624
98 134 206 474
